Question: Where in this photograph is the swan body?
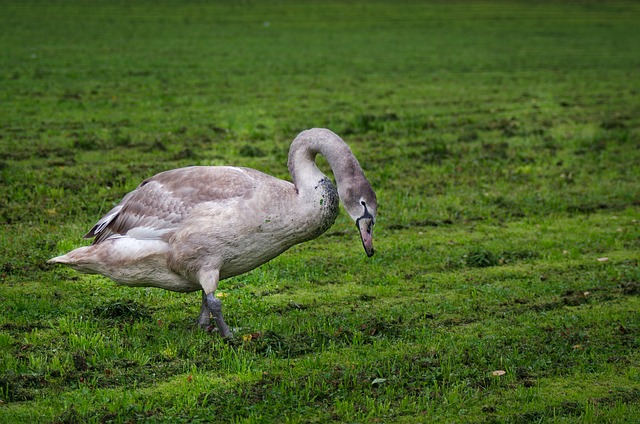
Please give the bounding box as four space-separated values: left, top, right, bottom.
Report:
49 128 377 337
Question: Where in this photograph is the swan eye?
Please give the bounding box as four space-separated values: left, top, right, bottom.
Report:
356 201 374 230
361 201 373 219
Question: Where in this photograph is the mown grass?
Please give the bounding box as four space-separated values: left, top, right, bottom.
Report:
1 1 639 422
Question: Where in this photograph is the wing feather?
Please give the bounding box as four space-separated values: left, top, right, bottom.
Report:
84 166 257 244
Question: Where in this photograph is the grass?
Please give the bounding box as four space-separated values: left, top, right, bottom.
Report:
1 0 639 422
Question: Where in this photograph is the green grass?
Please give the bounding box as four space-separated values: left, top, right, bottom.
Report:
1 0 639 422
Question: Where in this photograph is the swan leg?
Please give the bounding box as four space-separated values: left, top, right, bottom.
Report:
197 291 211 328
205 292 233 338
198 268 233 338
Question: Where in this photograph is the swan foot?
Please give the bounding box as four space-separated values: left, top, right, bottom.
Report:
205 292 233 338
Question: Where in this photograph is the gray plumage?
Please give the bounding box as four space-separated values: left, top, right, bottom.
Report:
49 128 377 337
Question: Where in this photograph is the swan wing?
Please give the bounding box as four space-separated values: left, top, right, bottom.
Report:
84 166 258 243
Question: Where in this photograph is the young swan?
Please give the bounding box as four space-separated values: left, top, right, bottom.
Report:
49 128 377 338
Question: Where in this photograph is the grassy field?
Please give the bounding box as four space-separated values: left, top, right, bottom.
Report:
1 0 639 422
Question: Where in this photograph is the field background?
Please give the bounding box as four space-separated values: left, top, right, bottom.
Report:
1 1 639 422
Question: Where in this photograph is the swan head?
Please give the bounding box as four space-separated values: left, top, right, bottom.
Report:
344 185 377 257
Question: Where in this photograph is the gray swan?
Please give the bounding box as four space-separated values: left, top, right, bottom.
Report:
49 128 377 338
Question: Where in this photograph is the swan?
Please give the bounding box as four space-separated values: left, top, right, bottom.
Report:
49 128 377 338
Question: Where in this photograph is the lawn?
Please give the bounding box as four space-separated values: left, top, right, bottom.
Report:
1 1 639 422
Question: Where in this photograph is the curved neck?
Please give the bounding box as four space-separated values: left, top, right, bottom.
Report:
287 128 365 199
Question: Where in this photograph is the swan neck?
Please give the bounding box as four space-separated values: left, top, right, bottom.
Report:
287 129 362 195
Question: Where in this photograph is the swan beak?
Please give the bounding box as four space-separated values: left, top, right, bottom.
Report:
357 218 375 257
